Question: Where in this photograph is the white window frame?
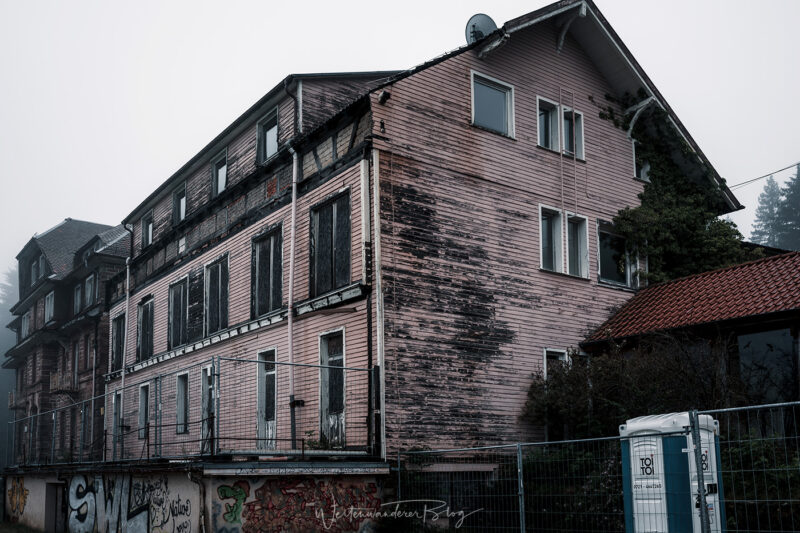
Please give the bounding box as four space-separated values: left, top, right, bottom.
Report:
597 221 635 288
176 371 189 434
257 347 278 450
44 291 54 322
173 183 187 225
470 70 515 138
178 236 186 255
38 254 46 279
539 205 563 273
543 348 569 378
257 108 279 163
212 149 228 196
138 383 149 440
142 212 154 249
561 106 585 159
537 96 560 150
565 212 590 278
318 326 346 447
84 273 96 308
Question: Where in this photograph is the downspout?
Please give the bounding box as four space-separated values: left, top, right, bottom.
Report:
118 224 134 458
90 317 98 453
287 147 300 448
371 148 387 459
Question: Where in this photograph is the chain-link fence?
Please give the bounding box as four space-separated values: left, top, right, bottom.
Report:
398 402 800 532
7 355 377 466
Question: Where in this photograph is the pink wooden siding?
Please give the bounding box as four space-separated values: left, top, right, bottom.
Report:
371 20 645 452
302 76 389 133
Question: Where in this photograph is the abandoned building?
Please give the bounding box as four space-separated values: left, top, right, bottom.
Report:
4 1 744 531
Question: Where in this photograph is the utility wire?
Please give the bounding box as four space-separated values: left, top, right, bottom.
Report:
729 161 799 190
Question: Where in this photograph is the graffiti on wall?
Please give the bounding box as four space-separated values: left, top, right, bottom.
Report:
65 474 193 533
213 477 381 533
7 476 29 518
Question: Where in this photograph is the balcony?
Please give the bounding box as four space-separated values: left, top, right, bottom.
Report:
49 372 79 394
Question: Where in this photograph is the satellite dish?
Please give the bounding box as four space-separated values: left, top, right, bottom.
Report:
465 14 497 45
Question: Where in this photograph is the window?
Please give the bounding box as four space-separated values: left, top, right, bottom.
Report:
310 194 350 297
173 184 187 225
257 349 277 450
176 373 189 434
84 273 96 308
72 341 79 387
562 108 584 158
544 349 568 378
29 258 38 287
537 98 559 150
566 214 589 278
471 72 514 136
142 212 154 249
253 229 283 317
178 236 186 255
44 291 54 322
633 142 651 182
257 109 279 163
598 223 633 287
137 298 154 362
205 257 228 335
320 331 345 447
212 152 227 196
169 278 188 349
20 312 30 339
38 254 46 279
138 384 149 439
540 207 562 273
111 314 125 372
112 391 122 458
84 334 91 371
73 284 82 315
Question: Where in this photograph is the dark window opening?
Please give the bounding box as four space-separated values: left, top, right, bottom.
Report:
599 225 630 286
173 184 187 225
310 194 350 297
258 110 279 163
212 154 227 196
137 299 154 362
253 229 283 317
205 257 228 335
142 212 154 248
169 278 188 349
112 314 125 372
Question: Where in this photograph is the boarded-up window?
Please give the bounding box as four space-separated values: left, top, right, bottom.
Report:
205 257 228 335
176 373 189 434
253 229 282 317
111 314 125 372
310 194 350 297
137 298 154 362
169 278 188 349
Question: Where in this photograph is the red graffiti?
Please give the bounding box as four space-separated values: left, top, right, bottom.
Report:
241 478 380 533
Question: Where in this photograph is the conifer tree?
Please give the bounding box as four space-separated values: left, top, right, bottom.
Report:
750 175 783 247
777 164 800 251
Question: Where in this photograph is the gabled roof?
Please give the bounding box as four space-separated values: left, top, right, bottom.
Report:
28 218 113 280
584 252 800 345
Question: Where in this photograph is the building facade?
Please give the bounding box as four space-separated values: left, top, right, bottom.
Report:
4 1 742 531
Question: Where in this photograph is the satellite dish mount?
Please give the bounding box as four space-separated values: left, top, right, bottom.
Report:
465 14 498 45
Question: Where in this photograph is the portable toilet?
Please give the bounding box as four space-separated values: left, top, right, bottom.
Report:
619 413 725 533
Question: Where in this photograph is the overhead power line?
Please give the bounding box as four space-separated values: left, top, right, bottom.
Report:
729 161 799 190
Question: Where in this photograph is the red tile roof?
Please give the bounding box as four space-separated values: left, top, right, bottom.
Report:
585 251 800 344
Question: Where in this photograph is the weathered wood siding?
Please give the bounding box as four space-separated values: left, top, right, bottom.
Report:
371 20 645 451
301 76 390 133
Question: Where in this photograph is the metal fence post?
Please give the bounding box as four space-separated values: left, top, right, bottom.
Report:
517 443 526 533
689 409 711 533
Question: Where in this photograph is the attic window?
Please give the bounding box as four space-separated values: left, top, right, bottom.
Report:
212 151 228 196
173 183 187 225
142 212 154 248
471 72 514 137
258 109 279 164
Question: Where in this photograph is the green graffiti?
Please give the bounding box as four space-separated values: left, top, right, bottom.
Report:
217 480 250 524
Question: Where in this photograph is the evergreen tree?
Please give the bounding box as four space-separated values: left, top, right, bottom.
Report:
750 176 783 247
777 164 800 251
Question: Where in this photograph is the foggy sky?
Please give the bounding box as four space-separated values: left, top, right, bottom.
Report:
1 0 798 276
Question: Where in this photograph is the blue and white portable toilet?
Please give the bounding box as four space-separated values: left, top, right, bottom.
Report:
619 413 725 533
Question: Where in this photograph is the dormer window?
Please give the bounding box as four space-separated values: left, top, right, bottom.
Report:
212 151 227 196
84 273 96 308
142 212 154 248
257 109 279 164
